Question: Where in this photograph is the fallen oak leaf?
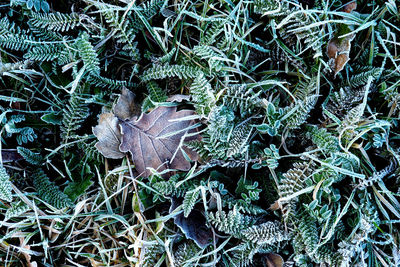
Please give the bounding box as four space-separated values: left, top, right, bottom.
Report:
119 105 200 177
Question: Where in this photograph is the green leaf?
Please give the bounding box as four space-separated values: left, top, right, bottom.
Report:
64 178 93 201
41 112 63 125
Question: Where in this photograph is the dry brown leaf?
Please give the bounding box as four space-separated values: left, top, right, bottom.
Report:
19 237 38 267
114 87 140 120
326 1 357 75
170 197 213 248
119 105 199 177
269 200 280 211
343 1 357 13
93 112 125 159
327 35 354 75
93 88 200 177
263 253 284 267
327 37 353 75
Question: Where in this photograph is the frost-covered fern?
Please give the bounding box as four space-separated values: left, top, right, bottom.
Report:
29 12 80 32
0 167 13 202
32 169 72 209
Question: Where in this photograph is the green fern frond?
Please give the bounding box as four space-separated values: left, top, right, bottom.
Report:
345 68 382 88
4 115 37 145
193 45 224 72
29 12 80 32
208 209 255 237
313 245 342 265
152 176 199 198
94 4 140 60
222 196 266 215
61 91 90 142
0 167 13 202
129 0 165 33
5 201 30 221
183 188 200 217
142 241 165 267
278 8 322 55
86 74 135 91
201 21 226 46
253 0 281 14
156 47 176 64
278 161 315 221
28 22 63 40
223 85 262 114
242 221 289 245
75 32 100 75
296 211 319 256
17 147 44 165
0 17 15 35
306 126 339 154
186 139 210 160
173 241 200 267
32 169 72 209
141 64 201 81
24 44 65 62
146 81 167 103
284 95 318 129
358 159 397 190
327 86 365 117
190 73 215 116
227 121 253 158
0 32 35 51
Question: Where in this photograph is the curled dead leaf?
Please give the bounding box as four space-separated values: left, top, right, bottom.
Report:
333 53 350 74
327 2 356 75
170 197 213 248
327 36 354 75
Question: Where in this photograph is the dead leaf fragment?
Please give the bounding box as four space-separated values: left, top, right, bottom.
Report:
119 106 199 177
263 253 284 267
19 237 39 267
93 113 125 159
114 87 140 120
1 149 23 163
343 1 357 13
327 36 354 75
327 2 356 75
167 94 191 102
170 197 213 248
